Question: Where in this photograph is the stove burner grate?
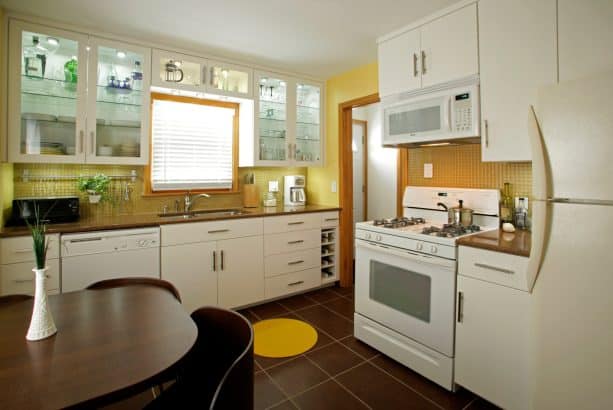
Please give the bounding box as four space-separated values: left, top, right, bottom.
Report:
421 224 481 238
373 217 426 229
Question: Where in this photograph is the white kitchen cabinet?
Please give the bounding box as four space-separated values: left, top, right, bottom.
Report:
479 0 557 162
455 274 532 410
420 3 478 88
217 236 263 308
377 3 478 97
151 49 207 92
7 19 151 165
378 29 422 97
558 0 613 82
251 71 323 167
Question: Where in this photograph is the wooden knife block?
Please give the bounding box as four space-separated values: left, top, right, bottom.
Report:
242 184 259 208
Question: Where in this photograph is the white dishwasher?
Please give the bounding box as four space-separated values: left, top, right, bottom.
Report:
61 227 160 293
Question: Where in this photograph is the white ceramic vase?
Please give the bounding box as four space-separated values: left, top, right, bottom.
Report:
87 191 101 204
26 267 57 341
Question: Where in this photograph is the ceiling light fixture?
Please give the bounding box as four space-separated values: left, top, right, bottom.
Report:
47 37 59 46
116 51 126 59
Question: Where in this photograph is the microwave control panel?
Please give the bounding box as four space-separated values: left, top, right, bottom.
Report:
453 92 472 132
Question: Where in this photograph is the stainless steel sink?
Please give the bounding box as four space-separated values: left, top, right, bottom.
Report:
158 209 249 219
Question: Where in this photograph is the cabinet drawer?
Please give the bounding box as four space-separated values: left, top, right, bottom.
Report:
264 229 321 256
265 248 321 277
263 213 320 234
162 218 263 246
265 267 321 299
0 234 60 264
0 259 60 296
458 246 529 291
320 211 339 228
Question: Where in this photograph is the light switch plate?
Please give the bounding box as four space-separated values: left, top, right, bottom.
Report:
268 180 279 192
331 181 337 193
424 163 433 178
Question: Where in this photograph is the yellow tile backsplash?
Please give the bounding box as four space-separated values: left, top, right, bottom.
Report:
12 164 306 218
406 144 532 198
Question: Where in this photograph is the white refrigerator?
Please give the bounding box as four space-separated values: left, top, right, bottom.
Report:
528 69 613 409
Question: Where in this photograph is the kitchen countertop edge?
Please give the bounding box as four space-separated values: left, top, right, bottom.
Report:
457 229 531 257
0 205 341 237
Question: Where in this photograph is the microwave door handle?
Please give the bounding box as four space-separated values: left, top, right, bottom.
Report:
445 96 452 131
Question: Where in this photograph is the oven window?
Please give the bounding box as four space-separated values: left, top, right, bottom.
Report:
389 106 441 135
369 260 431 323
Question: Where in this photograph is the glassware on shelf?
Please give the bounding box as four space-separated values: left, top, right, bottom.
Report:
23 35 46 78
131 61 143 90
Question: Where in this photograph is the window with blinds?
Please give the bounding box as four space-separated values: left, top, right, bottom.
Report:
150 94 238 192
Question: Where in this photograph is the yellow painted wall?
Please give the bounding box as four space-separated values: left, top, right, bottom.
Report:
0 7 14 226
306 62 379 206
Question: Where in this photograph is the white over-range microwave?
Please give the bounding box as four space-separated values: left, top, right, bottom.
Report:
382 78 480 147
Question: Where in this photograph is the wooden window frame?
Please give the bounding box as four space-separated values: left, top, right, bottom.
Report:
144 92 240 197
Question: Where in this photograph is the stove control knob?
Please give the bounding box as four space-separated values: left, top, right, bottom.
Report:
365 233 372 240
376 235 382 241
430 245 438 254
416 242 423 250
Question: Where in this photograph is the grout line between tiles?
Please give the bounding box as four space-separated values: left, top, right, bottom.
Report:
260 363 301 410
461 397 479 410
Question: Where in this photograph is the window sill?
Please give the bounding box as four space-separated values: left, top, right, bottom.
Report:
141 189 240 198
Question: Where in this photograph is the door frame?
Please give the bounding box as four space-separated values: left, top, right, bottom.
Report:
352 119 368 222
339 94 410 286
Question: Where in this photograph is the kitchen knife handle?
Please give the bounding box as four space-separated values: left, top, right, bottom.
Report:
413 53 418 77
457 291 464 323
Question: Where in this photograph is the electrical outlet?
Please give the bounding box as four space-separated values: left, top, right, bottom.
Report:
424 163 433 178
331 181 337 193
268 180 279 192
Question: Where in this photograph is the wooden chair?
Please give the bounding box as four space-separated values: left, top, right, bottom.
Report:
86 278 181 303
0 294 33 307
145 306 254 410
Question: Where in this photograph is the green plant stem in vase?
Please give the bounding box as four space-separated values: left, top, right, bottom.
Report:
25 206 57 341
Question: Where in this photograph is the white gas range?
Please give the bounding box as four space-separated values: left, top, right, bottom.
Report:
354 187 500 390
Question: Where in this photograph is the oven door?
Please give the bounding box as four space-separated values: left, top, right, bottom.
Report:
355 239 456 356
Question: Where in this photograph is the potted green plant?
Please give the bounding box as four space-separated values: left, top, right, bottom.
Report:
78 174 111 203
25 206 57 341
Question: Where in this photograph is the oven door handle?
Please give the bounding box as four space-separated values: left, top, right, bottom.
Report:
356 240 454 268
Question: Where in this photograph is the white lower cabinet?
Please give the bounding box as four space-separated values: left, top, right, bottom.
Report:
455 256 532 410
217 236 264 308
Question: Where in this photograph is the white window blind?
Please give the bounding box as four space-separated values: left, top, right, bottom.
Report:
151 99 235 191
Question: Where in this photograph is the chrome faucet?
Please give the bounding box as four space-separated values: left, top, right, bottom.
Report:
184 191 210 212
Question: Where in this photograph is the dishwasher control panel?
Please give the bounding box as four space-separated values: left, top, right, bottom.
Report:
61 227 160 257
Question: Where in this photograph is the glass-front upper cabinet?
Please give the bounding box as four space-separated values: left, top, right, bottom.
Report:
207 60 252 98
255 73 288 164
151 49 206 92
294 82 322 165
87 37 151 164
8 20 88 163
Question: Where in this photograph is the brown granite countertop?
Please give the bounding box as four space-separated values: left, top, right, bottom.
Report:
457 229 531 257
0 204 340 237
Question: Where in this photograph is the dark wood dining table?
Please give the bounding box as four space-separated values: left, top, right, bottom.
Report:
0 286 198 409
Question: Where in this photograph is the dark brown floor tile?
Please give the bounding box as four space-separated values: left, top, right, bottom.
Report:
255 354 297 371
372 354 475 409
339 335 380 360
465 397 501 410
306 342 364 376
331 285 354 297
237 308 259 324
295 305 353 339
250 301 290 320
293 379 368 410
323 297 354 320
277 293 318 311
266 356 329 396
102 389 153 409
304 288 342 303
254 372 287 410
337 362 439 410
269 399 298 409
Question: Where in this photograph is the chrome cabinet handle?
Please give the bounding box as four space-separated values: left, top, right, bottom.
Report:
288 280 304 287
90 131 95 155
208 229 229 234
484 120 489 148
212 250 216 272
288 221 304 226
288 260 304 266
79 130 84 154
457 292 464 323
325 218 339 222
220 250 225 271
287 143 292 160
474 262 514 275
421 50 427 74
287 240 304 245
413 53 418 77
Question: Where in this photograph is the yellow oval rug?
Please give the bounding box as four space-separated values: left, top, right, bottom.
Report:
253 318 318 358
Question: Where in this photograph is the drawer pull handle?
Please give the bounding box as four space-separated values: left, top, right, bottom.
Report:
288 260 304 266
288 280 304 287
69 237 102 243
324 218 339 222
287 240 304 245
208 229 230 234
288 221 304 226
14 275 50 283
474 263 514 275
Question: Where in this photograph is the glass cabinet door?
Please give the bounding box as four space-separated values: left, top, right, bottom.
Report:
256 74 288 163
8 21 88 162
87 38 150 164
208 61 252 97
295 82 322 165
151 49 205 91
